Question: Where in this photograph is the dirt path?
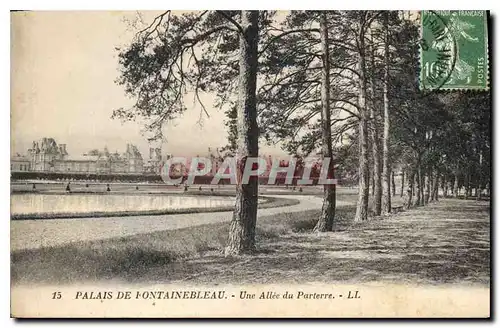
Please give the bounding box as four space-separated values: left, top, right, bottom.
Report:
173 198 490 285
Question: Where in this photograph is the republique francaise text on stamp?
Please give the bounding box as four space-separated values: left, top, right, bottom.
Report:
420 10 489 90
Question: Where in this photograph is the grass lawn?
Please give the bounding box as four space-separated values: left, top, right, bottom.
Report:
11 197 490 286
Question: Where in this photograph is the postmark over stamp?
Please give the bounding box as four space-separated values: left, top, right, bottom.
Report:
420 10 489 90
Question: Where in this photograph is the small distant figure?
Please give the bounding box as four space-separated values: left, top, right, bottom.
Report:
136 186 139 190
106 184 111 192
403 188 411 209
66 183 71 192
85 183 89 188
199 186 202 191
292 186 296 191
32 183 36 190
210 188 214 193
184 185 189 192
299 187 303 192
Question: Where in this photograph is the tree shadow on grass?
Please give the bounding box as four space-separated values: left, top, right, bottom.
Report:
176 200 490 285
179 240 489 285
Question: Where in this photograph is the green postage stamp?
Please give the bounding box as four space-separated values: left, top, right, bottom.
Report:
420 10 489 90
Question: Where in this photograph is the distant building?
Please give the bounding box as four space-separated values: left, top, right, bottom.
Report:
54 154 99 173
28 137 66 171
17 137 145 174
144 147 163 174
122 144 144 173
11 153 31 172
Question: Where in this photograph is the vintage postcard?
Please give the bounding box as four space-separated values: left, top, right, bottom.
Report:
10 10 491 318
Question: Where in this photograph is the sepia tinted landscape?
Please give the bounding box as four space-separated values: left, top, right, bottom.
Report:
10 10 490 317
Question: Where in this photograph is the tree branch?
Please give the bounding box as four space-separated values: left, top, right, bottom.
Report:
216 11 244 34
258 28 320 57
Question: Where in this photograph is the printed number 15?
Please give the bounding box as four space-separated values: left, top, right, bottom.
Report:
52 292 62 299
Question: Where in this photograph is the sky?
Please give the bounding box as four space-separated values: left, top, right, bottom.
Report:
10 11 286 159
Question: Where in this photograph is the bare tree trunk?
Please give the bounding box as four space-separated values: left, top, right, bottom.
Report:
424 168 431 204
434 171 441 201
443 177 449 198
354 19 370 222
413 172 416 196
477 151 483 200
430 170 436 201
431 169 439 201
415 164 422 206
419 165 425 205
412 171 416 196
465 170 471 200
225 11 259 255
369 31 382 216
453 170 459 198
468 173 473 198
400 169 405 197
314 12 335 232
405 169 415 209
381 13 391 215
391 171 396 197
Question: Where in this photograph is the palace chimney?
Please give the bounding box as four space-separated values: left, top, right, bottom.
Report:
59 144 67 155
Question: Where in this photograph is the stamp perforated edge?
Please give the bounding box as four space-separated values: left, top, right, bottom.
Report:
418 10 490 92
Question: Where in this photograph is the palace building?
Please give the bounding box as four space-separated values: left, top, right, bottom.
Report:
14 137 145 174
11 154 31 172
